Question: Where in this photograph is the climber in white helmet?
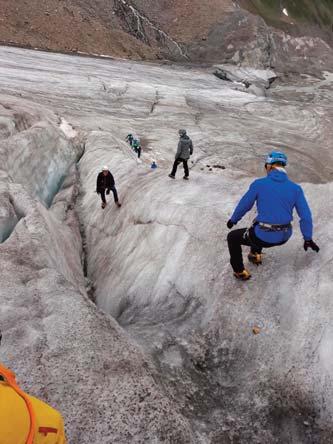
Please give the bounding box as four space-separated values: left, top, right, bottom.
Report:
96 166 121 209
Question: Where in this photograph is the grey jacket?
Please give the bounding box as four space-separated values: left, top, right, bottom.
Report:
176 135 193 160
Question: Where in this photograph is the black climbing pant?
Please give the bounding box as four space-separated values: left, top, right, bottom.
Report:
171 158 189 177
227 227 286 273
100 187 119 204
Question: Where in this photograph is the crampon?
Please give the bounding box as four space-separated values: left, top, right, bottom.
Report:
248 252 263 266
234 269 251 281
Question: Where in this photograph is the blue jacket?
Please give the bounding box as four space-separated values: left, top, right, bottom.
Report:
230 169 313 243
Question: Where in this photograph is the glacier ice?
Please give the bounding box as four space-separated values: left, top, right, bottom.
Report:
0 45 332 443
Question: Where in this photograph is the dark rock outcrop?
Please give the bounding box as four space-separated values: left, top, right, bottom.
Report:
189 9 333 73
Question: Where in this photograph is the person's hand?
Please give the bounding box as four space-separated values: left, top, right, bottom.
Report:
106 189 110 195
304 240 320 253
227 220 235 229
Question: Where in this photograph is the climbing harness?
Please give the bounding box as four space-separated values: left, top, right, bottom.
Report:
257 222 291 232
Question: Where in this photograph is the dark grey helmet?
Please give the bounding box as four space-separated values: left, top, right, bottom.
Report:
179 129 186 136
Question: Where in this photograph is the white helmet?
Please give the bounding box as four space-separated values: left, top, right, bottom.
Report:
102 165 109 171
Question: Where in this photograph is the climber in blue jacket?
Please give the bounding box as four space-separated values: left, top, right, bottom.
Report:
226 151 320 280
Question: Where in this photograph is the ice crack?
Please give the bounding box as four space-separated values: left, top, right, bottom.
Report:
150 89 160 114
134 218 203 241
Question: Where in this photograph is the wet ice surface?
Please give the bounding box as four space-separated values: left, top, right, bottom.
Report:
0 46 333 443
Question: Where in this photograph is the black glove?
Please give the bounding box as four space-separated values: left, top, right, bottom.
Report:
106 189 110 195
227 220 235 229
304 240 320 253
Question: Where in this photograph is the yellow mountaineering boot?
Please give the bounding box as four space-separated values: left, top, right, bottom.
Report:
248 252 263 266
234 269 251 281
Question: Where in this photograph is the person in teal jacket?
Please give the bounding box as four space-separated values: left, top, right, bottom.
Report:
132 138 141 158
227 151 320 280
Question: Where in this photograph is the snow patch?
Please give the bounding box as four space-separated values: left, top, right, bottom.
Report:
60 118 77 139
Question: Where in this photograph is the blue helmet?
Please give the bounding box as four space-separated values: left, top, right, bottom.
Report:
265 151 288 166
